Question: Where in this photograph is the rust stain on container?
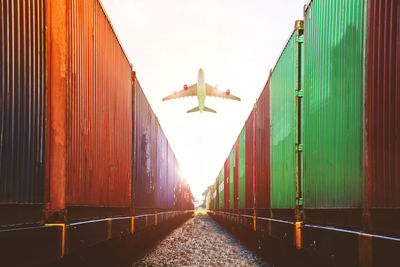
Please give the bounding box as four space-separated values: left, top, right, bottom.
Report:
48 0 68 213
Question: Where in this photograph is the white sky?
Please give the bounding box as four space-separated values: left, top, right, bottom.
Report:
101 0 305 204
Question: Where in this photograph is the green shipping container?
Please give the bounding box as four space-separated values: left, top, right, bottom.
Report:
271 33 296 209
230 150 234 210
213 180 216 210
238 127 246 209
219 168 224 209
270 21 304 212
303 0 365 209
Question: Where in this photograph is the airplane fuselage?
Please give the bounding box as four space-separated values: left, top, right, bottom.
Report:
196 68 206 113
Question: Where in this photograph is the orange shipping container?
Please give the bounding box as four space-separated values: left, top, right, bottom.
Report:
47 0 132 220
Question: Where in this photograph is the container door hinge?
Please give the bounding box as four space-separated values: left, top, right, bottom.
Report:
296 90 304 97
295 144 303 151
296 36 304 43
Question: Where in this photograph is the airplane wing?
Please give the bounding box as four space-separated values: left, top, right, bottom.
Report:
206 84 241 101
162 84 197 101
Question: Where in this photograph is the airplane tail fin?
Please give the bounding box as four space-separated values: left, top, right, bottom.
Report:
186 106 217 113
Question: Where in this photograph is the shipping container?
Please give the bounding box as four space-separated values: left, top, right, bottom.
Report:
167 145 175 209
365 0 400 236
233 140 239 211
157 122 168 210
218 168 224 210
133 78 156 213
224 157 230 211
245 109 255 212
48 0 133 220
229 149 234 210
270 21 304 220
255 78 271 215
215 176 219 210
238 127 246 210
0 0 47 227
303 0 365 227
174 162 181 210
180 180 185 210
209 186 213 210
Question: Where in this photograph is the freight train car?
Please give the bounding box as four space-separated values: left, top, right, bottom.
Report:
208 0 400 265
0 0 194 265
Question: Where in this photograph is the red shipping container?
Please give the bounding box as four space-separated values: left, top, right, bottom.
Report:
245 109 255 212
255 81 271 213
365 0 400 235
224 157 230 211
47 0 132 220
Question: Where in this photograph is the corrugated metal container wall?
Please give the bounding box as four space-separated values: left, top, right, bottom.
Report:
233 140 239 211
157 123 167 209
271 33 296 210
224 157 230 211
255 81 271 211
185 184 190 210
167 145 175 208
245 110 255 210
210 186 214 210
218 168 224 210
229 149 234 210
238 127 246 209
66 0 132 207
206 191 211 210
366 0 400 233
174 162 181 210
180 180 185 210
134 79 156 210
216 176 219 210
0 0 46 226
213 180 217 210
303 0 365 209
366 0 400 207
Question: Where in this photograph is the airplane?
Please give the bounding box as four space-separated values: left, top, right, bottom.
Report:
162 68 241 113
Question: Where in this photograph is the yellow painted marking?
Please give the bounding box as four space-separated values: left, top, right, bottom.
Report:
253 216 256 232
45 224 65 258
268 220 272 236
155 212 158 226
131 216 135 234
295 222 302 249
358 233 373 267
107 219 112 240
